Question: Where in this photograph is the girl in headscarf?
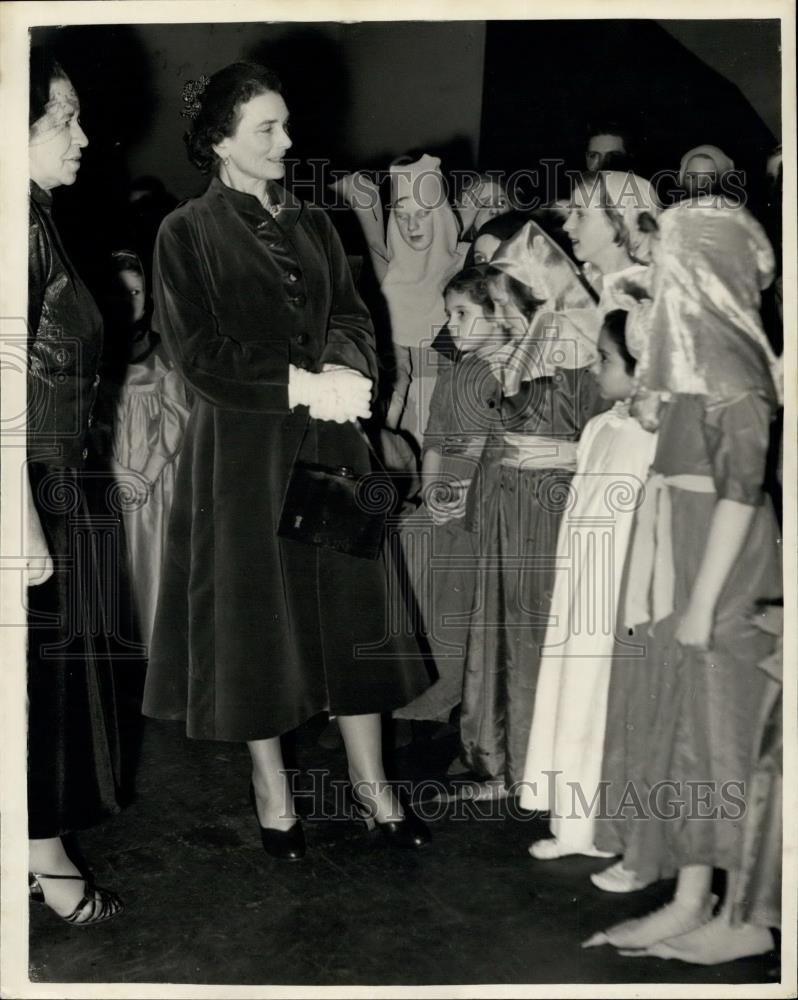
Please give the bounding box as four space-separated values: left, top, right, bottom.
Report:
678 144 735 199
583 201 781 962
381 155 468 447
330 155 468 451
449 212 605 794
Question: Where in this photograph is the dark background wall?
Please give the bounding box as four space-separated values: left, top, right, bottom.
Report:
35 21 486 202
479 19 780 206
33 19 780 288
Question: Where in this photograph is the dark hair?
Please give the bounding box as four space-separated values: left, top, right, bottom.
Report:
29 46 69 129
474 209 527 243
601 309 636 375
463 210 527 267
443 266 496 316
185 61 282 174
484 266 546 323
110 248 145 280
586 120 635 156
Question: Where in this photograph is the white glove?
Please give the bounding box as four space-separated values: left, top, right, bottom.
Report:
24 475 54 586
288 364 372 423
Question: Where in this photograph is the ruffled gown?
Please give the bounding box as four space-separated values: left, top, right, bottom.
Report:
106 336 191 649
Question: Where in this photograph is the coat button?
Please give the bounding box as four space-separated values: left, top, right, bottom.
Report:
295 333 306 345
82 447 89 460
288 293 306 307
286 268 301 283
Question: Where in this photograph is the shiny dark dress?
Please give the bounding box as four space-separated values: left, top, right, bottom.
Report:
594 392 781 883
458 366 605 785
142 177 429 741
27 181 121 838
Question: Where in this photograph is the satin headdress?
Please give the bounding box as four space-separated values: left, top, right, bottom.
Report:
640 199 780 403
489 217 602 385
678 144 735 186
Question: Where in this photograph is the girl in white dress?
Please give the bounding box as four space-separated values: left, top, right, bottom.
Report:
519 308 657 858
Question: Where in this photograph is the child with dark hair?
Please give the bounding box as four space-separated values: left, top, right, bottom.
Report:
520 308 657 858
463 210 529 267
395 267 507 724
450 214 606 793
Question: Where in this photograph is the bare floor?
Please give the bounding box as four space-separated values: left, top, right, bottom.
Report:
29 708 780 988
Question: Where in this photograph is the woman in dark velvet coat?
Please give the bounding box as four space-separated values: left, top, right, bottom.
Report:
142 62 431 858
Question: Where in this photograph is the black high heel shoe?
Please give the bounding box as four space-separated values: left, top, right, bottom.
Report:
29 872 124 926
349 784 431 849
248 783 306 861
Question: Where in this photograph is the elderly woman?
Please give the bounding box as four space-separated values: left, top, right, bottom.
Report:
142 62 431 859
26 47 123 925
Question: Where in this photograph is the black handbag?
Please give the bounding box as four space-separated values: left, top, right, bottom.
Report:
277 422 396 560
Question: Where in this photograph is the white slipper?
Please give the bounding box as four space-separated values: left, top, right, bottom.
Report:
590 860 652 893
624 917 775 964
582 894 718 950
529 838 615 861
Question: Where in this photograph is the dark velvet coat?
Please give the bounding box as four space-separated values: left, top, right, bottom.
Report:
142 177 428 741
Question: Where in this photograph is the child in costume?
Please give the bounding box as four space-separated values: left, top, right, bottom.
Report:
520 308 657 858
584 201 782 962
395 266 506 725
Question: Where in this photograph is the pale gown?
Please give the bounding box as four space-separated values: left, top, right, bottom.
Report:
519 403 657 852
110 341 191 649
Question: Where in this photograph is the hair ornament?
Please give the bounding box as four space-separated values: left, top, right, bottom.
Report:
181 75 210 120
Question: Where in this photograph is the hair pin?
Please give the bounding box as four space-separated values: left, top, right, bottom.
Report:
180 75 210 120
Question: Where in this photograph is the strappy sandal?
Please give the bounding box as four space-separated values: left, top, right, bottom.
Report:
28 872 124 927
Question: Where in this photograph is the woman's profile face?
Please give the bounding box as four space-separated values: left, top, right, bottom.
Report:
563 184 616 266
29 76 88 191
393 197 434 251
213 90 292 182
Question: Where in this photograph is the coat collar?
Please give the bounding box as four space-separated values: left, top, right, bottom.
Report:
209 175 303 236
30 180 53 208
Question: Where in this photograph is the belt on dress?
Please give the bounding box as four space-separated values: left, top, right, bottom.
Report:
499 435 578 471
623 472 717 630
